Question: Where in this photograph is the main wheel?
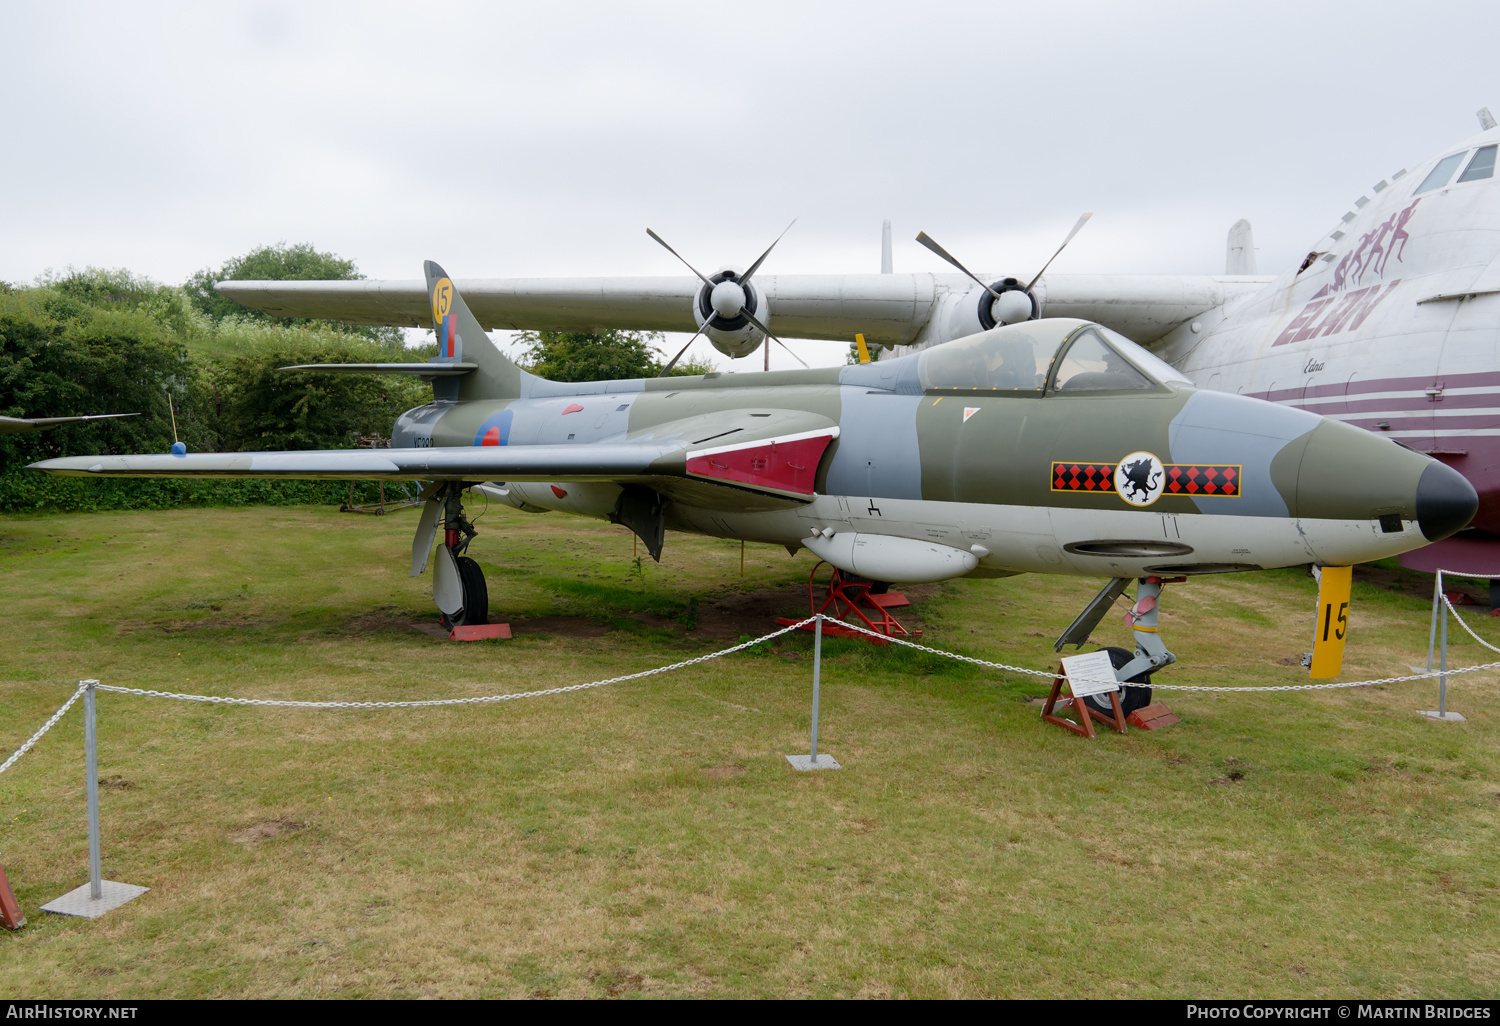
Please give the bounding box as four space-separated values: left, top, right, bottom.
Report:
440 555 489 629
1083 645 1153 717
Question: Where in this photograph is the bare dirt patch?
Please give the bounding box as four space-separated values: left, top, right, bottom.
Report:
1356 563 1489 604
507 615 614 639
231 819 306 845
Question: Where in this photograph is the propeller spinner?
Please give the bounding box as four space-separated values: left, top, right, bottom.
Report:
647 221 808 374
916 213 1093 330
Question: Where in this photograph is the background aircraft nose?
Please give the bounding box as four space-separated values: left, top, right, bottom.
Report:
1416 460 1478 541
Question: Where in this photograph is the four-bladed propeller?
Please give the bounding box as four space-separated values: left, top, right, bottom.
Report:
647 221 808 375
916 213 1093 327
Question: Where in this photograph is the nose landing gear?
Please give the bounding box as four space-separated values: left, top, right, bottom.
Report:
419 484 490 629
1055 575 1184 712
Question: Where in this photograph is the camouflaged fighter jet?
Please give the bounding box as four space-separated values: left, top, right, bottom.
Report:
30 263 1477 683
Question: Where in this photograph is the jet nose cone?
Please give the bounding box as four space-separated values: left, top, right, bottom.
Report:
1416 460 1478 541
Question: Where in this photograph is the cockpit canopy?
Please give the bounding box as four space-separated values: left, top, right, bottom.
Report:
917 318 1190 395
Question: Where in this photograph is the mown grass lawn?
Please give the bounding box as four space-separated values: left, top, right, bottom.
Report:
0 504 1496 998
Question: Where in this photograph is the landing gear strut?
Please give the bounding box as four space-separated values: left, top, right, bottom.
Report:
1056 575 1184 708
420 483 489 628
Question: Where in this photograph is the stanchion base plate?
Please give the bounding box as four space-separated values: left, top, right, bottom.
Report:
41 880 149 918
1417 710 1467 722
786 754 841 771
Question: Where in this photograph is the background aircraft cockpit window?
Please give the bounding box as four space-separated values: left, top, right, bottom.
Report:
1414 152 1466 194
1050 329 1153 391
1458 144 1497 183
918 321 1076 394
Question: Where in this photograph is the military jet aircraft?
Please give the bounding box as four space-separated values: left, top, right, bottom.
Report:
31 265 1476 685
213 109 1500 588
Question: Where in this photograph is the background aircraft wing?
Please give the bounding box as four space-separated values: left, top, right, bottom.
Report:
216 273 1273 347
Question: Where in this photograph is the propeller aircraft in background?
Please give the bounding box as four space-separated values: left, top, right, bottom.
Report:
32 266 1477 691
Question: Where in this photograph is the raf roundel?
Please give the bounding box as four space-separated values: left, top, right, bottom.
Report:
1114 451 1166 507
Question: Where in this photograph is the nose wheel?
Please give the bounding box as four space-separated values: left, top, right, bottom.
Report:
440 554 489 630
423 484 491 628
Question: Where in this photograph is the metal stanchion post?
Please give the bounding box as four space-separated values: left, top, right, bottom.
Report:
85 681 101 901
41 680 149 918
1420 571 1467 722
1427 570 1441 673
787 615 840 770
1440 596 1448 717
810 614 822 760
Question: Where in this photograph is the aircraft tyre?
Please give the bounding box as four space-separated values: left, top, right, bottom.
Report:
441 555 490 629
1083 645 1152 717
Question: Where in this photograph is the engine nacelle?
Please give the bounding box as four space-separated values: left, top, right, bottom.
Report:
695 265 770 359
943 277 1039 340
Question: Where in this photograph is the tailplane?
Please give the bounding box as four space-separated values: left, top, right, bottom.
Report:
425 261 524 401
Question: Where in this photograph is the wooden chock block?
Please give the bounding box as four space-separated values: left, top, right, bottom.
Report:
449 623 512 642
1126 702 1180 731
0 864 26 930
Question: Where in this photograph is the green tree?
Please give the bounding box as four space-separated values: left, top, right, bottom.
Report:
184 243 403 348
208 336 429 453
517 328 666 382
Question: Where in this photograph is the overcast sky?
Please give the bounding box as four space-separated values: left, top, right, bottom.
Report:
4 0 1497 369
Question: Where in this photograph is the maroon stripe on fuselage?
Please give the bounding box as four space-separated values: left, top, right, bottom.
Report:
1244 370 1500 404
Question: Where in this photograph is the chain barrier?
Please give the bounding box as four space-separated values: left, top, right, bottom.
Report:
833 616 1500 693
0 681 88 778
90 617 816 710
1437 570 1500 656
8 588 1497 775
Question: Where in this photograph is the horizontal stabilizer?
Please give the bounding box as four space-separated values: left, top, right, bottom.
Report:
280 362 478 377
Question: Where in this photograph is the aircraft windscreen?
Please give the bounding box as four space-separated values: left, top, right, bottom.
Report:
1414 152 1466 194
1458 145 1497 183
1051 329 1153 391
1095 326 1192 385
918 321 1076 393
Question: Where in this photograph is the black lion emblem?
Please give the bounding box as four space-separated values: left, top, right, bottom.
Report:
1119 457 1161 503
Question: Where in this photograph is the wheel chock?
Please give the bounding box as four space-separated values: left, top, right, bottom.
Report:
449 623 512 642
0 864 26 930
1126 702 1180 730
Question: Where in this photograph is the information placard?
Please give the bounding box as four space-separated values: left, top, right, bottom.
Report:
1060 650 1119 697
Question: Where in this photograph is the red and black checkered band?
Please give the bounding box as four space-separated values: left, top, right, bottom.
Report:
1051 463 1118 493
1051 462 1241 497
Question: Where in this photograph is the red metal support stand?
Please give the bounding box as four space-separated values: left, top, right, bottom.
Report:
777 562 922 645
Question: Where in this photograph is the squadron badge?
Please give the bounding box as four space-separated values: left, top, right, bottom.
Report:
1114 451 1165 506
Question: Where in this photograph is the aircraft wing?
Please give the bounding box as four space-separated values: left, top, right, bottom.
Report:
29 419 841 503
0 413 139 435
216 273 1274 346
28 445 685 482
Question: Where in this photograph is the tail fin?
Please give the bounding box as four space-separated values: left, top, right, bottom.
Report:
1225 220 1256 275
425 260 524 401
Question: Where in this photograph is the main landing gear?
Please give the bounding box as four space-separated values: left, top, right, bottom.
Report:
415 484 489 629
1055 574 1185 713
